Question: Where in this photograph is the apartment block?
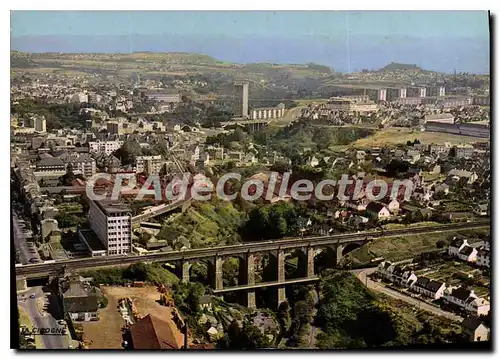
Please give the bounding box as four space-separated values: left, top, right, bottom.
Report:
88 199 132 256
135 155 164 175
88 140 124 155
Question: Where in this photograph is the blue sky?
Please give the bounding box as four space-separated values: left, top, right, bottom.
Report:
10 11 490 73
11 11 489 38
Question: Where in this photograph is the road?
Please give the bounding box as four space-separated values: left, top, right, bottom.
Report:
355 268 463 322
13 211 40 265
269 106 306 127
18 287 70 349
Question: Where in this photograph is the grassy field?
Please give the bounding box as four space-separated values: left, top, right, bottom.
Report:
349 127 488 148
347 227 490 265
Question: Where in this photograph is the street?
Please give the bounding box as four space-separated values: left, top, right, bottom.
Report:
13 210 41 265
18 287 70 349
354 268 463 322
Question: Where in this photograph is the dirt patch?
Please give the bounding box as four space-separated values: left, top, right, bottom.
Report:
81 285 186 349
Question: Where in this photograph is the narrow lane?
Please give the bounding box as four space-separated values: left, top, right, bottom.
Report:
355 268 463 322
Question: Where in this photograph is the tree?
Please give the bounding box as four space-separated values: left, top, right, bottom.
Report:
184 282 204 314
292 300 312 336
277 301 292 334
124 262 148 281
241 322 271 349
436 239 447 249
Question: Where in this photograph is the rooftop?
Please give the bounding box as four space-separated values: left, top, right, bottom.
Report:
95 199 131 215
79 229 106 252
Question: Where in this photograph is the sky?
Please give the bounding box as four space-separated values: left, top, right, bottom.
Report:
10 11 490 73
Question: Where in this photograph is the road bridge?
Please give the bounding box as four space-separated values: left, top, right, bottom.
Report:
15 220 489 308
131 198 192 225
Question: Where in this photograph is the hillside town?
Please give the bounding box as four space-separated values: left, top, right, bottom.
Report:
12 12 491 352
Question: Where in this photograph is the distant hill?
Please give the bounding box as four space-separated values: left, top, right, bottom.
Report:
378 62 422 72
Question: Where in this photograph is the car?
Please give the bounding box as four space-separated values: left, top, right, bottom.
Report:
29 294 35 299
29 258 41 263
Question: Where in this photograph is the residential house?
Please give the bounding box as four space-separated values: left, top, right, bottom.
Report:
448 238 469 257
474 203 489 216
410 277 446 300
356 151 366 164
349 215 369 227
444 287 477 310
206 146 224 161
376 261 393 280
430 143 452 156
484 239 490 251
61 275 100 321
400 270 418 287
346 198 369 212
385 199 400 214
462 316 490 342
466 297 490 317
434 183 449 195
244 153 258 166
35 156 66 172
476 249 490 268
226 151 243 162
189 144 201 162
453 144 475 159
129 314 185 349
366 202 391 220
457 245 478 263
199 295 213 311
405 150 421 164
447 169 478 185
309 156 319 168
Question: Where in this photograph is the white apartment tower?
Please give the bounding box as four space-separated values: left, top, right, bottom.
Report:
88 199 132 255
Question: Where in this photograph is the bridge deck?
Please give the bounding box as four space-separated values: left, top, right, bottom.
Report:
15 221 489 279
